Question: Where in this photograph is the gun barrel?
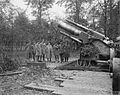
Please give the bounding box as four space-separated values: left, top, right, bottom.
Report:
57 20 81 36
66 19 105 40
60 31 82 43
57 20 94 37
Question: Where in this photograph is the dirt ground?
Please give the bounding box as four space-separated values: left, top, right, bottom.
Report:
0 63 113 95
0 66 58 95
0 50 112 95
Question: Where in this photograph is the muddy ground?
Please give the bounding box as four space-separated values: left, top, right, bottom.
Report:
0 66 59 95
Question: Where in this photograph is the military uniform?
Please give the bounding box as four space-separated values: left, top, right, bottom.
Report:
53 44 60 62
46 43 53 62
59 43 65 63
41 43 46 61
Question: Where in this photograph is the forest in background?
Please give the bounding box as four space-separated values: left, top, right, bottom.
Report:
0 0 120 52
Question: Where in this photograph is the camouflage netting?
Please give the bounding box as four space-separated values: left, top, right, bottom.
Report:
81 44 99 58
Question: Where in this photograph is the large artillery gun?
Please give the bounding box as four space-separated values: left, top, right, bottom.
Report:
56 19 120 92
57 19 111 61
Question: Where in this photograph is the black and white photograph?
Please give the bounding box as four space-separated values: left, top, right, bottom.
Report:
0 0 119 95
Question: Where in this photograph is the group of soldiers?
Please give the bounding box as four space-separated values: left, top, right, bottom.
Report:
26 40 70 63
53 41 70 63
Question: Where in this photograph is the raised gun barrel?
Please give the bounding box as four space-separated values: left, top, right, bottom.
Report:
66 19 106 39
57 19 106 43
57 20 92 43
57 19 111 57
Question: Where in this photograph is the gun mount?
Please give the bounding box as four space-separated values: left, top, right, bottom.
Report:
56 19 120 93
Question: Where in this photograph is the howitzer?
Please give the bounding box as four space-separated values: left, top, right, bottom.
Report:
56 19 120 92
57 19 111 59
56 19 114 73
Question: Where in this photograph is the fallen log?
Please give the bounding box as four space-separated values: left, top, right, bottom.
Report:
24 82 60 92
0 71 23 76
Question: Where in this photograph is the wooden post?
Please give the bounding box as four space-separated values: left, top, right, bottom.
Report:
112 58 120 92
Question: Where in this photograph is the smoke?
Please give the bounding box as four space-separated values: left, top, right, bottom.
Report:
114 0 120 4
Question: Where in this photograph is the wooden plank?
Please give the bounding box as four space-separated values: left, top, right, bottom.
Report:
96 60 108 64
27 62 46 68
54 77 73 82
0 71 23 76
54 78 66 82
25 82 111 95
27 62 46 65
24 82 61 92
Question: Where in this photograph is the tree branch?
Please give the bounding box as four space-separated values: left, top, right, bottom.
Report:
23 0 31 13
98 0 104 11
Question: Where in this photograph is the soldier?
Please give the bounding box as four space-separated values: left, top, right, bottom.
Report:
32 42 36 61
35 42 42 62
64 44 70 62
53 43 60 62
59 42 65 63
35 42 39 62
25 41 34 61
38 41 43 62
42 42 47 61
46 42 53 62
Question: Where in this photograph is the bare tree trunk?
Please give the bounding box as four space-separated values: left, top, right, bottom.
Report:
38 0 42 26
117 1 120 36
104 0 107 37
75 0 80 23
109 0 112 24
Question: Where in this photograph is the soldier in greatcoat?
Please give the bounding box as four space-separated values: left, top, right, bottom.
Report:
46 43 53 62
59 42 65 63
32 42 36 61
53 43 60 62
35 42 39 61
35 42 42 62
63 42 70 62
38 42 43 62
41 42 47 61
25 41 36 61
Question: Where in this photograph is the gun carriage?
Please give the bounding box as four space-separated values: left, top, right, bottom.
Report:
56 19 120 92
57 19 111 64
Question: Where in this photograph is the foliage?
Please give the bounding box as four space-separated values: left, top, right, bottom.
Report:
0 55 20 73
57 0 120 40
25 0 54 23
13 13 32 43
85 0 120 40
81 44 99 57
57 0 91 25
0 0 119 64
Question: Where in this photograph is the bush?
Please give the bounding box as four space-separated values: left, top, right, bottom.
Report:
0 56 20 72
81 44 99 57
